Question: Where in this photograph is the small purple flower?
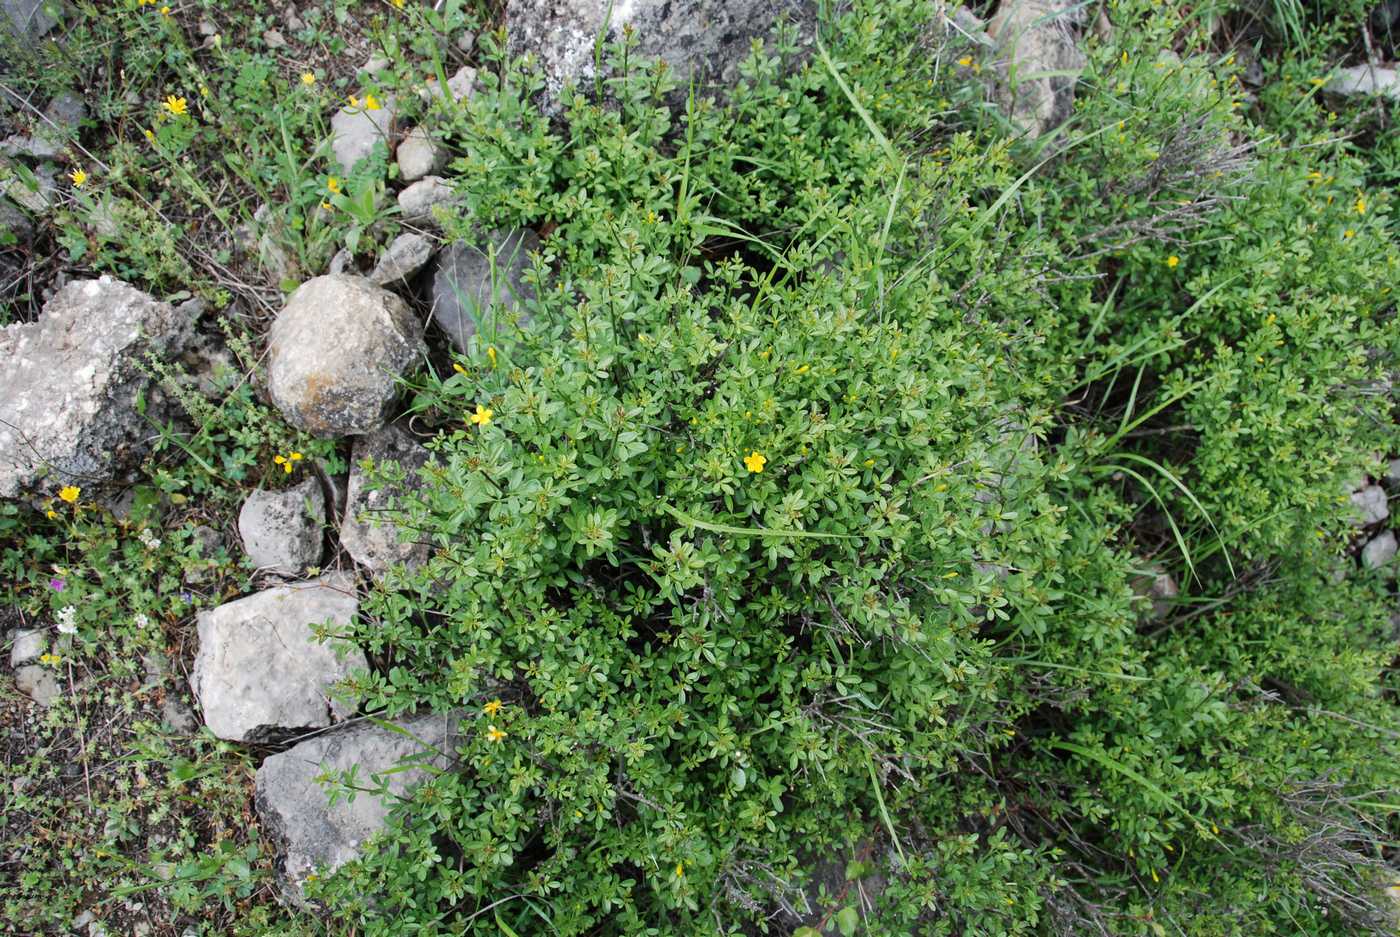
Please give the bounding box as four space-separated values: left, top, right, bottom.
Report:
181 591 193 604
49 577 66 592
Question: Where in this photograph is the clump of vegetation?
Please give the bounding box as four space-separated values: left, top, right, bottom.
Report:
2 0 1398 934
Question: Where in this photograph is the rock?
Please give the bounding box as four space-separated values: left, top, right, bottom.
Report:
46 92 86 130
1 162 57 213
255 710 463 904
508 0 817 109
341 423 432 574
327 247 355 276
1131 566 1178 620
159 697 199 734
397 175 460 224
1362 531 1397 570
14 664 61 705
455 30 476 53
363 54 391 76
1325 65 1400 101
0 197 32 242
1386 458 1400 487
330 95 397 172
431 229 540 351
2 133 60 159
238 477 326 575
369 232 435 287
396 126 446 182
1351 484 1389 526
191 573 364 741
264 28 286 48
10 626 44 667
986 0 1086 138
0 277 195 498
266 275 425 438
1 0 56 41
420 65 477 104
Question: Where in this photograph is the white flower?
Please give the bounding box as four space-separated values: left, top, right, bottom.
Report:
138 528 162 550
134 613 151 629
55 605 77 635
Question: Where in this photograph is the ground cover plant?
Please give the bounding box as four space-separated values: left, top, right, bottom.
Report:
1 0 1399 935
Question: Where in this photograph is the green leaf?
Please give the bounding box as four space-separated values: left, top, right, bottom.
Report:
836 906 860 936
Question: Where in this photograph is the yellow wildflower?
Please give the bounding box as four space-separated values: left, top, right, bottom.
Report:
486 346 497 368
957 56 972 67
1344 228 1355 239
392 0 405 7
58 485 80 503
364 94 382 111
68 168 87 187
39 653 61 667
743 451 767 474
163 95 188 117
483 699 503 717
485 725 507 743
452 362 466 374
326 176 341 195
144 128 155 141
347 95 360 109
675 862 685 877
158 4 170 14
1355 195 1366 215
470 404 493 428
301 72 316 86
1166 255 1179 269
273 452 303 474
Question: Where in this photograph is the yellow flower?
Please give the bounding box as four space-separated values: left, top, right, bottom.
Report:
58 485 80 503
320 200 332 211
1355 196 1366 215
301 72 316 86
470 404 493 428
364 94 382 111
392 0 405 7
957 56 972 67
483 699 503 716
158 4 170 14
163 95 188 117
486 346 497 368
1344 228 1355 239
39 653 61 667
144 128 155 141
273 452 303 474
675 862 685 877
743 451 766 474
326 176 341 195
1166 255 1179 269
347 95 360 109
452 362 466 374
485 725 507 743
68 168 87 187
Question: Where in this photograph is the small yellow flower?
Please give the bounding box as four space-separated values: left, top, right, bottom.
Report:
863 458 875 468
58 485 80 503
452 362 466 374
144 128 155 141
158 4 170 15
273 452 303 474
326 176 341 195
39 653 61 667
163 95 188 117
68 168 87 187
301 72 316 86
320 200 332 211
794 363 810 374
391 0 405 7
675 862 685 878
957 56 972 67
485 725 507 743
1166 255 1179 269
486 346 497 368
1355 196 1366 215
364 94 382 111
45 509 57 519
743 451 766 474
1344 228 1355 239
347 95 360 109
470 404 493 428
483 699 503 716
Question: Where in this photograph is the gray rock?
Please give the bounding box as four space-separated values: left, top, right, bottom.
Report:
1351 484 1389 526
986 0 1086 138
15 664 61 706
1 162 57 213
2 132 60 159
419 65 477 104
1325 65 1400 101
160 697 199 734
45 92 86 130
266 275 425 438
368 232 435 287
396 126 446 183
0 197 32 242
1386 458 1400 487
396 175 460 224
238 477 326 575
264 28 287 48
255 710 463 904
1131 565 1178 620
431 229 540 351
10 627 44 667
191 574 364 742
1 0 56 41
1363 531 1397 571
0 277 196 498
330 94 397 172
341 423 432 574
507 0 817 110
